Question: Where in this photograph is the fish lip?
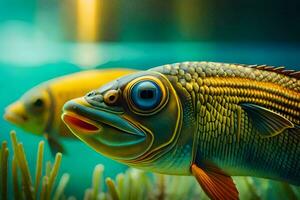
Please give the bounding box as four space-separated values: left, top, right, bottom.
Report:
3 110 26 125
62 112 101 134
63 100 145 137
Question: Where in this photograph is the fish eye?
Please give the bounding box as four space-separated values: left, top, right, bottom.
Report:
33 98 44 107
131 80 162 111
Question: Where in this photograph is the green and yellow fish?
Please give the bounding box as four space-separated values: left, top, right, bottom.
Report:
4 68 136 154
62 62 300 200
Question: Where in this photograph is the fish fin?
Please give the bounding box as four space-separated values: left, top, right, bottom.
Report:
191 164 239 200
240 103 294 137
44 134 66 156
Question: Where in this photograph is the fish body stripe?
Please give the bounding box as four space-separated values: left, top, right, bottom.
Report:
44 87 56 134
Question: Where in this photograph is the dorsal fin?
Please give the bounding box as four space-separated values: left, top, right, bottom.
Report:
235 63 300 79
254 65 300 79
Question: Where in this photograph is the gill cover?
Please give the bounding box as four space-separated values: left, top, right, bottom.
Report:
63 71 182 163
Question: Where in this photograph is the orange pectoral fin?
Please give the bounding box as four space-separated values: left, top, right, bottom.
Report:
191 164 239 200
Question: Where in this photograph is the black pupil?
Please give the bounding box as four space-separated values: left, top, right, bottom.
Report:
140 89 154 99
109 95 115 101
34 99 43 107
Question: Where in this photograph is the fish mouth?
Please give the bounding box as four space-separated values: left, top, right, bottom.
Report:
3 111 25 125
3 103 27 125
62 113 101 134
62 98 145 138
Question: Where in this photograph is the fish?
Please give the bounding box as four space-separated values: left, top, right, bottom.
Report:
4 68 137 154
61 62 300 200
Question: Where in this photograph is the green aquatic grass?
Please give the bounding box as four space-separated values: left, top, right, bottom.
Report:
1 130 300 200
1 141 9 200
34 141 44 199
0 131 68 200
106 178 119 200
92 164 103 200
53 173 70 200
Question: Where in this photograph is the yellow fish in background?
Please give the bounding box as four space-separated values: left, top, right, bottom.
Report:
3 68 137 154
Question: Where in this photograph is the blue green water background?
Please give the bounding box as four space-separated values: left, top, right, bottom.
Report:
0 42 299 198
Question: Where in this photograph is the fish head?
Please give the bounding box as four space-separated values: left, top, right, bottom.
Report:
4 86 51 134
62 71 182 164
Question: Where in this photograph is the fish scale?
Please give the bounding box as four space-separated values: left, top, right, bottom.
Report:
62 62 300 199
153 61 300 184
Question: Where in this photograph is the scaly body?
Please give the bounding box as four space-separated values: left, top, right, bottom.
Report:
153 62 300 184
62 62 300 199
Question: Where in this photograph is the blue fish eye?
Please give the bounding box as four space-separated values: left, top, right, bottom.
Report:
131 80 162 110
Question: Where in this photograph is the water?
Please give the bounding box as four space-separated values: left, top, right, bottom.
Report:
0 42 299 199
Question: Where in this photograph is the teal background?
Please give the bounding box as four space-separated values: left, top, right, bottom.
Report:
0 0 299 198
0 42 299 198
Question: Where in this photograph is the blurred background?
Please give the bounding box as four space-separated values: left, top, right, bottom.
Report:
0 0 299 68
0 0 299 198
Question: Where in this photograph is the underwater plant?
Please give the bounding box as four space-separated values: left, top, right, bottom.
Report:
1 131 300 200
0 131 68 200
83 167 300 200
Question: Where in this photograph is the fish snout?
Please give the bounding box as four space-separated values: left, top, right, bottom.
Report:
63 97 89 113
3 101 28 125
